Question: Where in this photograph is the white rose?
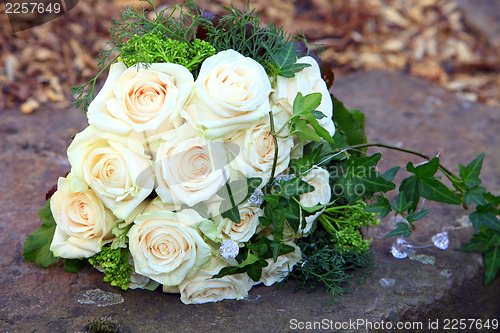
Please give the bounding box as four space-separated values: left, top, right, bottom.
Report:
199 201 263 244
176 258 253 304
257 242 302 286
67 126 154 220
128 210 212 286
127 256 160 290
272 56 335 137
228 108 293 185
299 167 332 234
155 124 231 207
183 49 272 139
88 62 193 134
50 175 117 258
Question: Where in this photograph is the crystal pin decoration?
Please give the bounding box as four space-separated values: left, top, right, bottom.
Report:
247 189 264 206
390 237 412 259
220 240 239 259
432 232 449 250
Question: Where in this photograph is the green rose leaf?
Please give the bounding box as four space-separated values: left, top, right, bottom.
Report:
23 199 60 268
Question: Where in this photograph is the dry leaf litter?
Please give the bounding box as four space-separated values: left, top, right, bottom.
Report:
1 0 498 114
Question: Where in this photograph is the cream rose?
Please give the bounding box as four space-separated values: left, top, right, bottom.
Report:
272 56 335 137
199 201 263 244
183 49 272 139
87 62 193 134
176 258 253 304
228 108 293 185
128 210 212 286
127 257 160 290
299 167 332 234
50 175 117 259
257 242 302 286
155 124 231 207
67 126 154 220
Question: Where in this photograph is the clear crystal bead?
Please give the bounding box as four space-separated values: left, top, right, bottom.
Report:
220 240 239 259
247 189 264 206
273 174 296 184
390 237 412 259
432 232 449 250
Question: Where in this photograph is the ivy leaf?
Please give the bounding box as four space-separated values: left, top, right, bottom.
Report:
279 176 314 199
64 258 88 273
407 158 440 179
266 42 311 78
381 166 400 182
246 258 269 281
464 186 487 206
23 199 60 268
469 209 500 231
334 154 396 203
399 175 419 212
462 228 489 252
311 110 326 119
332 98 367 151
292 118 321 143
484 192 500 207
459 153 484 188
365 195 391 218
418 178 461 205
292 92 334 144
406 209 432 223
271 242 295 262
389 192 412 214
385 222 412 238
219 178 263 223
483 243 500 285
212 253 268 281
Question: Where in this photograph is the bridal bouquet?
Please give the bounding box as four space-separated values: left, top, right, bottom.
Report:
23 0 500 304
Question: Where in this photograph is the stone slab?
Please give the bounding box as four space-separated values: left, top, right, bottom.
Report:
1 70 500 332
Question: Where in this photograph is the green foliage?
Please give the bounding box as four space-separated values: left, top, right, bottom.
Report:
331 98 367 153
64 258 88 273
23 199 59 268
290 92 334 144
119 32 216 70
88 246 133 290
218 177 263 224
319 201 379 253
284 227 373 302
265 42 311 78
201 4 300 78
330 153 396 204
213 175 313 281
85 317 120 333
463 225 500 285
401 158 461 211
73 0 309 112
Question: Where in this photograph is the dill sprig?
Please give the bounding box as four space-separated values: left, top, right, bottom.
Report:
285 227 373 303
72 0 209 112
200 5 293 74
71 0 306 112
